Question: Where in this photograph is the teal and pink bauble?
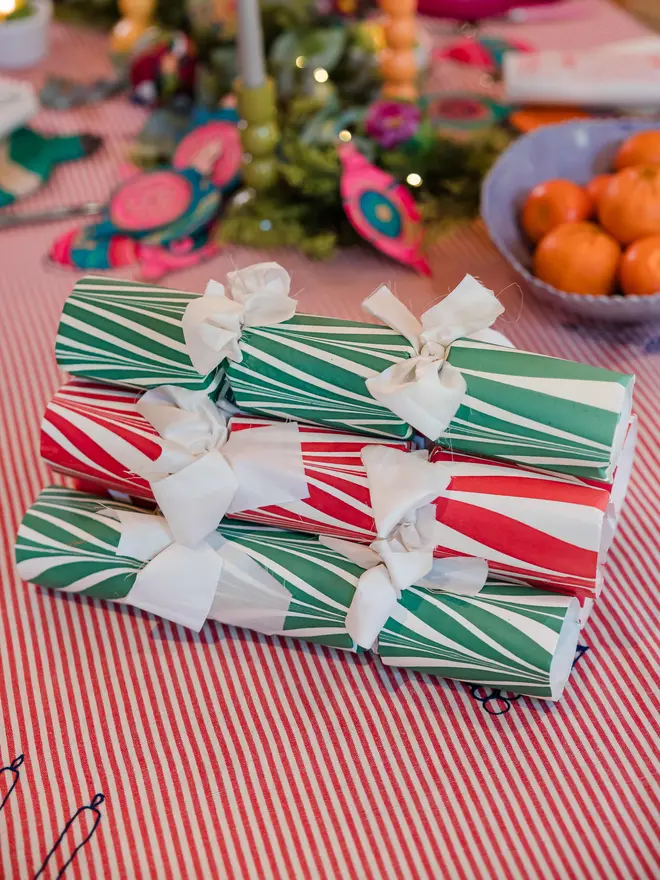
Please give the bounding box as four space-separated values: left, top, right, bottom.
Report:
422 92 510 132
173 118 241 191
339 143 430 276
91 167 221 246
49 222 218 280
49 226 138 271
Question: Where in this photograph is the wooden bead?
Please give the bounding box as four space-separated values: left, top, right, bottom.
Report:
110 0 155 54
383 17 417 50
236 77 279 191
110 20 147 54
241 121 279 157
378 0 418 99
242 157 279 190
381 82 418 101
380 49 417 85
379 0 417 16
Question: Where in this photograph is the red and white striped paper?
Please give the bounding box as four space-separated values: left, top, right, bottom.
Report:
429 448 612 599
40 378 412 543
42 378 616 599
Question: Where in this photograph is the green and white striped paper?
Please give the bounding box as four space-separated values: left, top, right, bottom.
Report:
230 316 416 438
16 487 579 699
442 338 634 481
379 583 579 700
55 276 225 396
54 275 633 475
15 487 362 650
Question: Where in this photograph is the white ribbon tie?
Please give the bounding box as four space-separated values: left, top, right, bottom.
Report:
106 385 308 548
321 445 488 649
362 274 509 440
182 261 297 375
107 508 222 631
105 508 292 634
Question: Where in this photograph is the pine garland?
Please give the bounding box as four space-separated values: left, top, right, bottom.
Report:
220 113 512 259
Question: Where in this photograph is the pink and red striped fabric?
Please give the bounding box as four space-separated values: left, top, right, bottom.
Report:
2 10 659 879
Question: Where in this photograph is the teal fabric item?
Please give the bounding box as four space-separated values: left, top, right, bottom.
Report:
0 128 101 208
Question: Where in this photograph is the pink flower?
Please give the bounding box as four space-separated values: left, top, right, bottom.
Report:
365 101 422 150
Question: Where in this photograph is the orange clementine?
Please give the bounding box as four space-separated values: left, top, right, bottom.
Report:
598 165 660 244
586 174 614 210
619 236 660 296
533 222 621 296
614 130 660 170
521 179 591 244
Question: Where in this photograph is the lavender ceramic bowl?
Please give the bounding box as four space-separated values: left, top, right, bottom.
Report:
481 118 660 322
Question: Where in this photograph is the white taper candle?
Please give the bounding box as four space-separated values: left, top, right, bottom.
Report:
236 0 266 89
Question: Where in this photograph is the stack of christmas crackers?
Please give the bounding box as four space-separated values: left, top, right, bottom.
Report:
16 263 637 701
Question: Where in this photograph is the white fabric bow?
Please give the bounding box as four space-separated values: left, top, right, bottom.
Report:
107 386 308 548
105 508 291 633
363 274 510 440
106 508 223 631
182 261 297 375
321 445 488 649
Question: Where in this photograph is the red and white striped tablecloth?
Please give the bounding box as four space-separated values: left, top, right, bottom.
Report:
1 5 659 878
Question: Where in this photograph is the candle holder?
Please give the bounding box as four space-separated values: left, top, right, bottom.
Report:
0 0 51 69
235 76 279 191
379 0 418 101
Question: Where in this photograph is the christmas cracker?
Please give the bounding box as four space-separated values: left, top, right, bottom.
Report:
41 378 636 602
55 269 634 479
16 487 581 700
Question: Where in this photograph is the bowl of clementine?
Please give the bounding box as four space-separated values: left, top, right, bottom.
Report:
481 118 660 321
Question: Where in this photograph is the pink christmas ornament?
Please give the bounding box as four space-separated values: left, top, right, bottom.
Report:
339 143 430 276
173 119 242 191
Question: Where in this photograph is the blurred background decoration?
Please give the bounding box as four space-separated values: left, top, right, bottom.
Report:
11 0 660 280
34 0 515 268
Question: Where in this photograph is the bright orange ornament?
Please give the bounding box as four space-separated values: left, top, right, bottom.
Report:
614 130 660 170
598 165 660 244
619 235 660 296
521 179 591 244
533 222 620 296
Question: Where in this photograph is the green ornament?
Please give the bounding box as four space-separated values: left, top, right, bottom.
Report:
242 157 279 189
241 121 280 156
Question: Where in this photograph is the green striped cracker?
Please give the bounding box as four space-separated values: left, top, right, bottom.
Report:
228 316 416 438
55 275 225 395
17 488 578 698
211 522 361 650
54 275 633 475
443 338 634 481
15 487 360 650
378 583 579 700
15 486 141 601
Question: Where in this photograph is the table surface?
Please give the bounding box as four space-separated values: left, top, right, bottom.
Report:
2 3 660 878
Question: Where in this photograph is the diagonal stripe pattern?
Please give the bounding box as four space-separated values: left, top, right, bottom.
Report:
16 486 579 700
